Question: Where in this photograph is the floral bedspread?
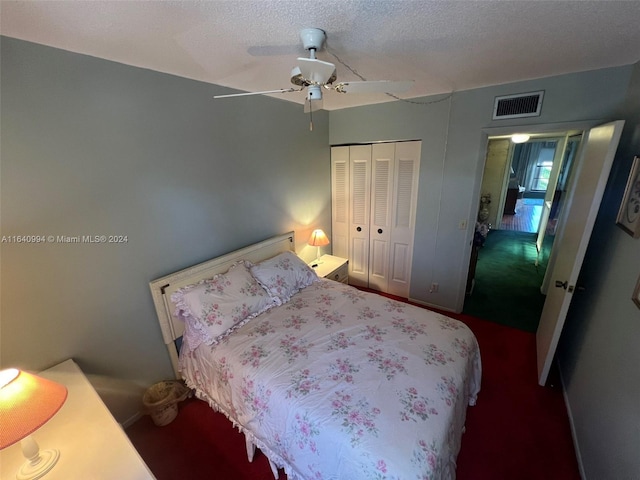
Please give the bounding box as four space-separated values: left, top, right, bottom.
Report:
180 279 481 480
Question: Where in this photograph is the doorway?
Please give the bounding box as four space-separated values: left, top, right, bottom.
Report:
501 138 562 233
463 131 582 331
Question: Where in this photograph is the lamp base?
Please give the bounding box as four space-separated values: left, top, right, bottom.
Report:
17 449 60 480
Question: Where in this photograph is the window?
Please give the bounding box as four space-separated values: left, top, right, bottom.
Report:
531 160 553 191
528 144 556 192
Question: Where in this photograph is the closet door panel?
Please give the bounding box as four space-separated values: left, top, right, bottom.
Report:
331 147 350 259
390 242 410 282
369 238 388 289
369 143 395 291
350 236 369 287
348 145 372 287
388 141 421 297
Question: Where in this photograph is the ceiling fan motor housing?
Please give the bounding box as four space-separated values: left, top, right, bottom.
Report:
300 28 326 52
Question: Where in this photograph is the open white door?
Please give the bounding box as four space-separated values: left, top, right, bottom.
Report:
536 121 624 386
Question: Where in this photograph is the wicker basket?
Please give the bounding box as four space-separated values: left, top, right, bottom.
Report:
143 381 190 426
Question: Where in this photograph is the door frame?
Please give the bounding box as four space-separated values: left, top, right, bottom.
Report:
458 120 603 313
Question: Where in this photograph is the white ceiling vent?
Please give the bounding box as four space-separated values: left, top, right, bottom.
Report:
493 91 544 120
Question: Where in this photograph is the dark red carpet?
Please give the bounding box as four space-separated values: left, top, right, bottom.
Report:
127 309 581 480
451 313 580 480
127 397 286 479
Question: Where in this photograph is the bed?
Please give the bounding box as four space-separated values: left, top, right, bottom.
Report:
149 232 481 480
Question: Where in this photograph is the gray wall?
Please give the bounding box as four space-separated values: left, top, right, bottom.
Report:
330 63 639 479
557 61 640 480
1 37 330 384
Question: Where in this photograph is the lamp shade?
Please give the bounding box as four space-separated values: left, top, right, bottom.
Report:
0 368 67 449
308 229 330 247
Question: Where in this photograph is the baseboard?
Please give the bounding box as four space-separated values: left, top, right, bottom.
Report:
557 360 587 480
87 373 147 427
121 411 143 429
408 296 457 314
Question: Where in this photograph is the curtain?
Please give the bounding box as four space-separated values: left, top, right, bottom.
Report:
511 142 544 190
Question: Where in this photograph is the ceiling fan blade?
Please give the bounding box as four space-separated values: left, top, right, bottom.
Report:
296 58 337 85
214 88 297 99
247 44 303 57
334 80 414 94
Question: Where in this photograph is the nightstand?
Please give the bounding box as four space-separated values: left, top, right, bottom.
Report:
0 359 156 480
310 254 349 284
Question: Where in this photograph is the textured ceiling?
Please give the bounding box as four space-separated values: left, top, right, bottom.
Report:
2 0 640 111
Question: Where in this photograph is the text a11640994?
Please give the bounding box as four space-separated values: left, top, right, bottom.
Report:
1 234 129 244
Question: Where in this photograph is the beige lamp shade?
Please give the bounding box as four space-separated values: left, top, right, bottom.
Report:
0 368 68 449
308 229 330 262
308 229 330 247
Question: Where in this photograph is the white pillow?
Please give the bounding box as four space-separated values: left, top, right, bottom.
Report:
171 261 276 348
250 251 318 305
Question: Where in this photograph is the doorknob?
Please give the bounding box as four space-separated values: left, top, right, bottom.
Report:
377 229 383 234
555 280 568 289
356 226 362 232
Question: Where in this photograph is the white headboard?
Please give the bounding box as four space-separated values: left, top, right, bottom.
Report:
149 232 295 378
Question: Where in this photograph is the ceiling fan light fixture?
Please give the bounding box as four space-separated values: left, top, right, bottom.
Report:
511 134 530 143
290 67 310 87
307 85 322 101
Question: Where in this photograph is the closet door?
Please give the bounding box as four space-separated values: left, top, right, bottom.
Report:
368 143 395 292
387 141 421 297
331 141 421 296
331 147 350 259
348 145 372 287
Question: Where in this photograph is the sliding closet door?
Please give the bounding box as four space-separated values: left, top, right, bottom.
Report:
368 143 395 292
388 141 421 297
331 147 350 259
348 145 372 287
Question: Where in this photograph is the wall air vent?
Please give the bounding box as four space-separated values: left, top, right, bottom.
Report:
492 91 544 120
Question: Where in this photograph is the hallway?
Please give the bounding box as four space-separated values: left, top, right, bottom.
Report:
500 198 543 233
463 229 550 332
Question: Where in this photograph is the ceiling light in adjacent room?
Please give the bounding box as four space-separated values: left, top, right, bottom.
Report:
511 134 530 143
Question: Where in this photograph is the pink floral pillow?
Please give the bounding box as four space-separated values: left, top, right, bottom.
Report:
171 262 276 349
250 251 318 305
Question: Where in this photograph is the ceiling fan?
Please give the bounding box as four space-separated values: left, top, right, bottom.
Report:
213 28 414 123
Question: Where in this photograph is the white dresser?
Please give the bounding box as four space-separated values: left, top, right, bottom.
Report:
0 359 155 480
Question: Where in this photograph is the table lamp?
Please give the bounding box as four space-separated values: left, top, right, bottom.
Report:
0 368 67 480
308 229 330 263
